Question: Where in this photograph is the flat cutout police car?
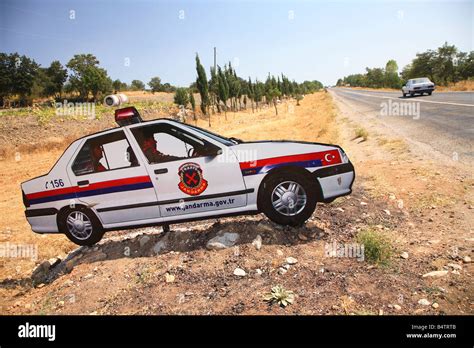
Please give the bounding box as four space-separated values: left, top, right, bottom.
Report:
21 107 355 245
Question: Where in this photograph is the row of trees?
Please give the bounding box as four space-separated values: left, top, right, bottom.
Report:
112 79 176 93
336 59 401 89
0 51 323 112
193 53 322 121
337 43 473 89
400 43 473 85
0 53 116 106
0 52 179 107
0 53 66 107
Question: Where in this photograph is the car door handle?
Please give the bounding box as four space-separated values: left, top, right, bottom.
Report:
77 180 89 187
154 168 168 175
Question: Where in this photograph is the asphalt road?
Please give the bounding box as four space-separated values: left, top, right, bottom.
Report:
330 88 474 165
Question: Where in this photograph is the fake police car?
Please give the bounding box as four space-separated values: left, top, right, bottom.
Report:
21 107 355 246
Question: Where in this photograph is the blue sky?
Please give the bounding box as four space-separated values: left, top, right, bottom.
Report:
0 0 472 86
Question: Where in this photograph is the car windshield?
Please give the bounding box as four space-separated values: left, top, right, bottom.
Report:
185 124 237 146
411 78 430 84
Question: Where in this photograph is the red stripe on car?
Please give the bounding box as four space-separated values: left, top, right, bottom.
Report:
26 175 152 200
239 149 342 169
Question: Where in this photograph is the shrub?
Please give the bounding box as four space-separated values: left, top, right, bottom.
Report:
357 228 393 265
355 127 368 141
263 285 295 307
173 88 189 107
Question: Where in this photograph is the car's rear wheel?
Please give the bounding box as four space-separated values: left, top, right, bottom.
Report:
259 172 317 227
59 207 104 246
402 92 406 97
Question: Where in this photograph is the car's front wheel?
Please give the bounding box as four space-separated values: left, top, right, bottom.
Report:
59 207 104 246
259 172 318 227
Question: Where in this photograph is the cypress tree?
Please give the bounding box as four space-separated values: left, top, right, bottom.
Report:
209 66 220 113
189 89 196 122
233 70 241 111
217 66 229 119
248 77 254 113
195 54 210 125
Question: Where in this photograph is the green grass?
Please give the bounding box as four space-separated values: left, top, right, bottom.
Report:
0 100 174 126
134 266 155 285
357 228 393 266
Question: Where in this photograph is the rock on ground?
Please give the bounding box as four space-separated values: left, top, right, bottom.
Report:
422 270 448 278
206 232 239 250
256 223 273 234
418 299 431 306
31 261 51 284
153 240 168 254
286 257 298 265
446 263 462 270
80 251 107 264
139 235 151 248
251 235 262 250
233 268 246 277
48 257 61 268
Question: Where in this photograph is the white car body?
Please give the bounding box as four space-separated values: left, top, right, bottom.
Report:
21 117 355 242
402 77 435 97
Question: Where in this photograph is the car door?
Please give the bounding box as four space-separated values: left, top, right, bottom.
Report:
66 129 161 226
128 122 249 219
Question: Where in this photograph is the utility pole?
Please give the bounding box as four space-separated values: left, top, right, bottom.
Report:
214 47 217 72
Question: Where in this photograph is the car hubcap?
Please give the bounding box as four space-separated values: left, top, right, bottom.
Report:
66 211 93 240
271 181 307 216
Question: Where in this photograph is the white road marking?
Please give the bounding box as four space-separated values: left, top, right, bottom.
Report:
338 89 474 108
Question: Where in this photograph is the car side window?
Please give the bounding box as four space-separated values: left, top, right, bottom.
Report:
131 124 206 164
72 131 139 176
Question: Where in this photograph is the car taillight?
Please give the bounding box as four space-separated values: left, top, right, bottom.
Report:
22 190 30 208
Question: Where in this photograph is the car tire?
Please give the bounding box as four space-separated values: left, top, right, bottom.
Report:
259 172 317 227
428 91 432 95
58 206 104 246
402 92 406 97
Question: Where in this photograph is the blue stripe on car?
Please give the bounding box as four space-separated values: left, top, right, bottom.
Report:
241 159 322 176
29 182 154 205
